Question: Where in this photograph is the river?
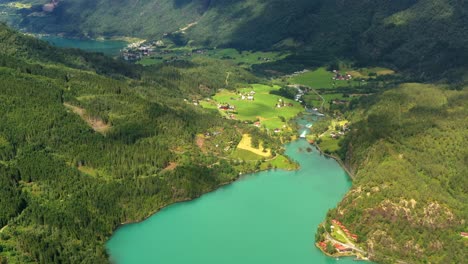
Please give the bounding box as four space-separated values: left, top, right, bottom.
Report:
106 114 364 263
39 36 127 56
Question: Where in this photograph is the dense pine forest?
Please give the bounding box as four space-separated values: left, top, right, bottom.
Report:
0 1 467 263
326 83 468 263
0 24 282 263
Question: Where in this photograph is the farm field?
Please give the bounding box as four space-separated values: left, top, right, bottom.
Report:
202 48 289 67
137 48 288 67
288 68 357 89
204 84 303 130
288 67 395 89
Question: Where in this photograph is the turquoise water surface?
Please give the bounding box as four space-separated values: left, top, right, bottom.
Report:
107 120 362 264
39 36 127 56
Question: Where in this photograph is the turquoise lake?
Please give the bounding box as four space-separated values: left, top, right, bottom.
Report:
106 116 363 264
39 36 127 56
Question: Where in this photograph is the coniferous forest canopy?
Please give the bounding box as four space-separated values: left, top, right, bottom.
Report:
0 0 467 263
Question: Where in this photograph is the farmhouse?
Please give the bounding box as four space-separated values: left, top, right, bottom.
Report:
332 70 352 81
219 105 230 110
334 244 352 253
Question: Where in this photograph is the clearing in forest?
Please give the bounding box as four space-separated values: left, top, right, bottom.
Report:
64 103 110 134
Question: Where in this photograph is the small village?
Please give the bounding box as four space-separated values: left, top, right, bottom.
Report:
120 39 209 62
316 219 368 260
332 70 353 81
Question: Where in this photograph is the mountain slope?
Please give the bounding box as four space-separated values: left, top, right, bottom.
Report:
5 0 467 80
0 24 265 263
329 83 468 263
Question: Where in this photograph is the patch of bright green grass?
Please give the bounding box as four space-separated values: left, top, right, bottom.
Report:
289 67 358 89
260 155 298 171
212 84 303 129
318 136 342 153
203 48 289 67
332 228 348 244
230 148 264 161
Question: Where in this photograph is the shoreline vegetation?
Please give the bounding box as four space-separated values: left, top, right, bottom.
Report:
114 115 304 232
1 18 465 262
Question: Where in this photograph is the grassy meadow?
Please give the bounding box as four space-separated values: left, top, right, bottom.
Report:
204 84 303 130
138 48 288 67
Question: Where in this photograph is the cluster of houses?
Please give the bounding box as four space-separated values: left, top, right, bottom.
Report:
218 104 236 119
121 38 209 62
275 98 294 108
332 70 352 81
330 123 350 139
239 91 256 101
330 131 345 139
121 42 156 61
218 103 235 111
332 219 358 242
318 241 353 253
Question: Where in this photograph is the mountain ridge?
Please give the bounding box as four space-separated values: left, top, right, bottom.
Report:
4 0 467 82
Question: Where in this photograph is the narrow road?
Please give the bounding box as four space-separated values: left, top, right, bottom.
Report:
325 233 366 254
225 72 231 86
309 87 325 110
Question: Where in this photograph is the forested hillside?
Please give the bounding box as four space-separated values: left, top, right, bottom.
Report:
327 83 468 263
3 0 467 81
0 24 270 263
0 0 467 262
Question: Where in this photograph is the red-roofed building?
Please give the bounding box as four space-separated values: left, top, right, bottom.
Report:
319 242 327 249
461 232 468 237
334 243 352 253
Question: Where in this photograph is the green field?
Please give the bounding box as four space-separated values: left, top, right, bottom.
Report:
230 148 264 161
206 84 303 130
137 48 288 67
331 228 348 244
202 48 289 67
318 136 342 153
260 155 297 170
289 68 358 89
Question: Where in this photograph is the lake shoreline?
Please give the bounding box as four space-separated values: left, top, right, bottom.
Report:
313 142 355 181
112 113 306 230
107 114 357 264
113 162 298 232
